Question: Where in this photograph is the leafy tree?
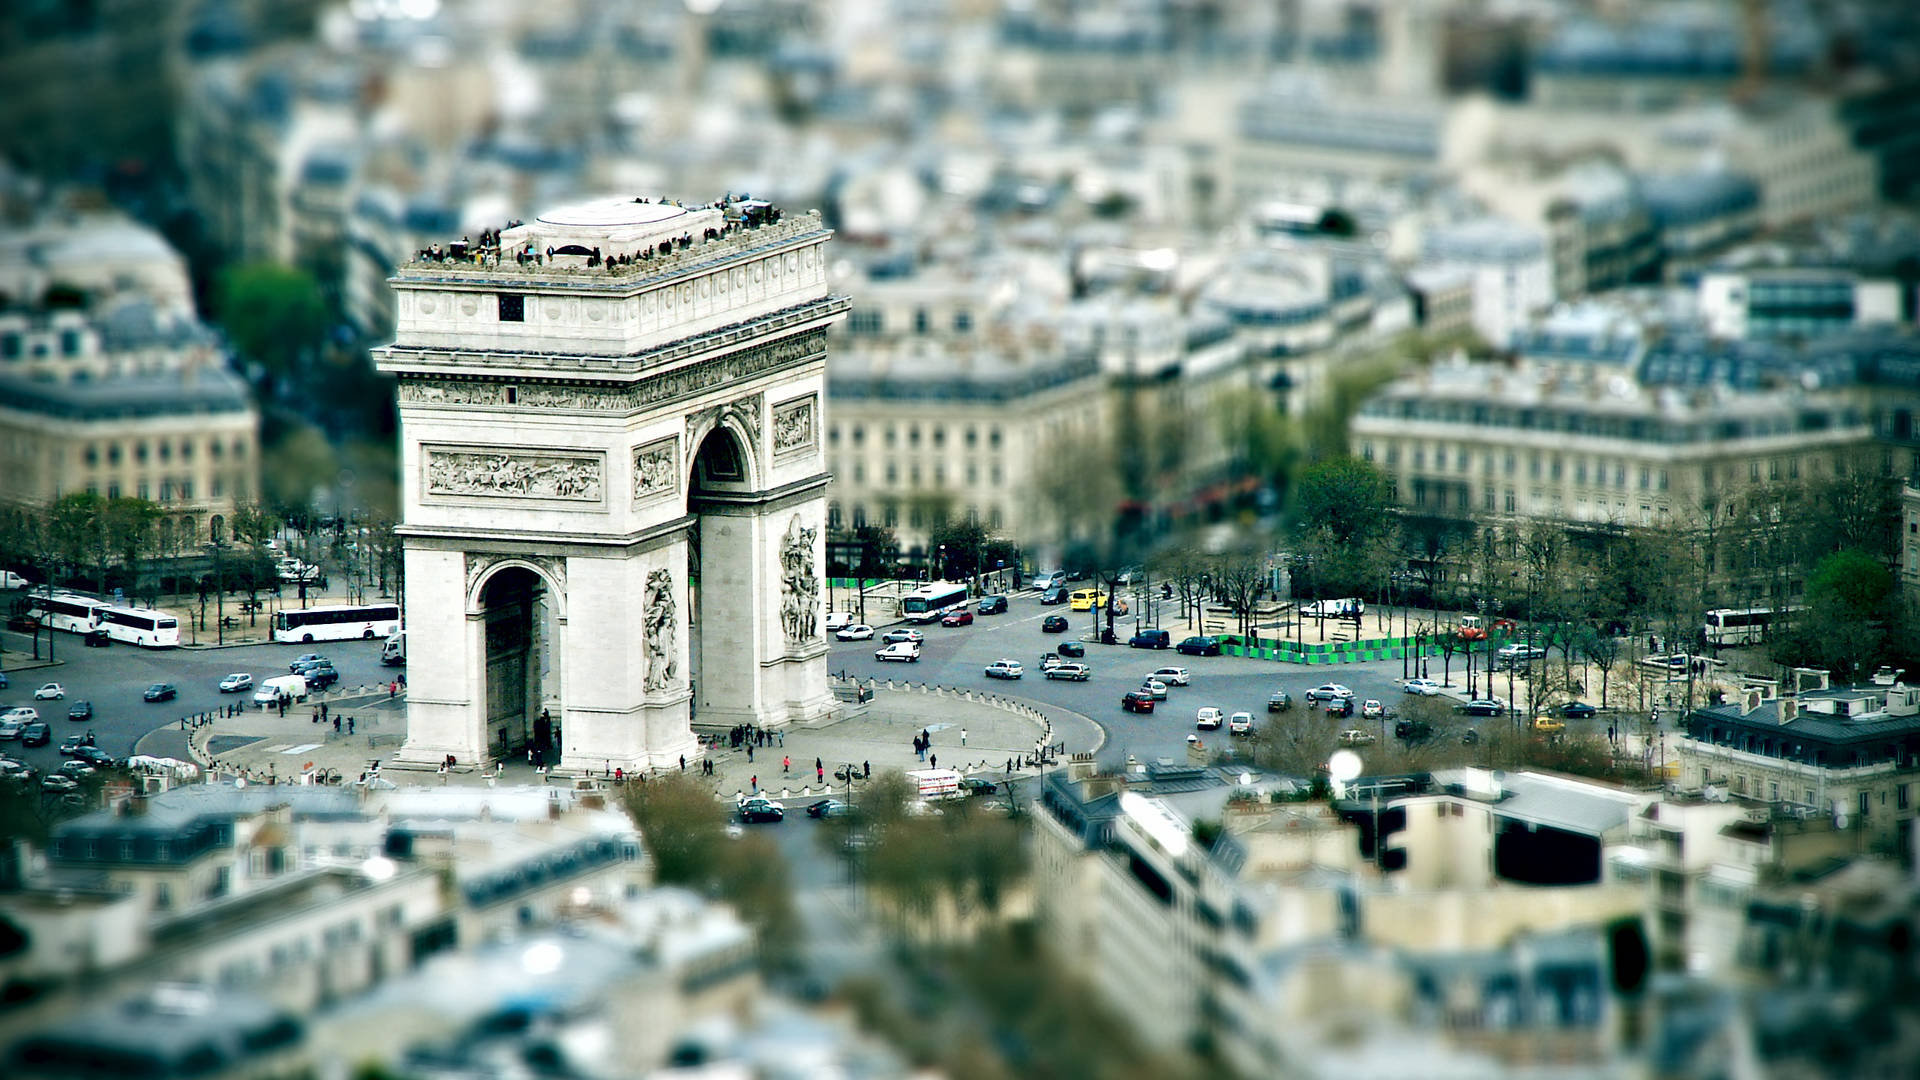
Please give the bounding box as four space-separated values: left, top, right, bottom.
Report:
216 263 327 389
1293 457 1392 544
260 421 339 521
1775 549 1894 682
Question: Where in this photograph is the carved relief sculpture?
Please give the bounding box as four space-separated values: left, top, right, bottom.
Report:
772 395 816 457
631 438 678 502
779 515 820 645
426 449 603 502
643 567 678 691
395 328 827 416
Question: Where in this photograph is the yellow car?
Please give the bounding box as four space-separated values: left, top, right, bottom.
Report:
1531 715 1566 735
1069 589 1106 611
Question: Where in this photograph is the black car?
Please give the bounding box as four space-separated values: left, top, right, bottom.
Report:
289 654 327 673
1176 636 1221 656
5 615 36 634
143 683 176 702
959 777 997 796
1462 699 1506 717
1042 614 1070 633
303 665 340 690
1040 586 1067 605
977 595 1008 615
1327 698 1354 719
1267 690 1292 713
20 722 49 747
1394 719 1433 742
291 657 333 676
738 797 785 824
1559 701 1597 719
67 701 92 722
83 629 110 647
1057 641 1085 658
70 745 114 768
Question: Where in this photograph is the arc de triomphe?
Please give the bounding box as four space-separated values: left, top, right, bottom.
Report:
374 196 846 771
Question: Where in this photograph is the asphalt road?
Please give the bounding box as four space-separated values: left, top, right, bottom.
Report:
824 593 1487 767
0 628 388 776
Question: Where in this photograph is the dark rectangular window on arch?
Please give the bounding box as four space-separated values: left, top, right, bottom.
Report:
498 294 525 322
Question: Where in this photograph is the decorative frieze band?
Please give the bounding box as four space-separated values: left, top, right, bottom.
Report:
424 447 606 504
395 328 827 414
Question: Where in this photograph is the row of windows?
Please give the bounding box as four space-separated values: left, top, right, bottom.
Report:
83 437 248 468
0 329 84 359
845 308 974 335
1366 440 1866 490
830 422 1003 450
830 457 1006 489
830 501 1005 532
84 477 243 504
1360 398 1861 442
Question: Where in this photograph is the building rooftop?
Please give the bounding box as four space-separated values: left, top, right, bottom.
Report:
0 366 252 422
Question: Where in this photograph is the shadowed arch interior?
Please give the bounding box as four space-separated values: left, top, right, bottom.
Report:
687 426 756 724
478 565 559 762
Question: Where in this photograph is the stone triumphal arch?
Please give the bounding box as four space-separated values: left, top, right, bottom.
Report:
374 196 846 771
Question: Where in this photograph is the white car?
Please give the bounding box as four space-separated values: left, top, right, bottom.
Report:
875 641 921 662
1195 706 1224 730
1361 700 1385 720
1228 711 1254 735
984 659 1024 680
34 683 64 700
1148 667 1191 686
834 623 875 641
1402 678 1442 696
1305 683 1354 702
218 673 254 693
1338 729 1377 746
1139 678 1168 700
824 611 855 632
1 707 38 725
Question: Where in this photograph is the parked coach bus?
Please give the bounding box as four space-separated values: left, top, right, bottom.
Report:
95 605 180 647
273 603 401 643
1703 606 1804 647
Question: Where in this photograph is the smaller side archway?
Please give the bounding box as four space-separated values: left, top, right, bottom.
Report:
473 562 565 765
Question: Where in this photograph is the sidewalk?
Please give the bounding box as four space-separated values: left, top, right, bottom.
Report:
166 683 1104 803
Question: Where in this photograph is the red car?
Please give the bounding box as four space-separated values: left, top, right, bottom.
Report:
1122 690 1155 713
941 609 975 627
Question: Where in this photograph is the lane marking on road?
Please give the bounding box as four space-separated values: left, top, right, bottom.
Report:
279 743 322 754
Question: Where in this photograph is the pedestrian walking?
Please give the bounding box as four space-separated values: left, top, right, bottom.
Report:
814 756 823 774
862 760 870 779
929 753 937 769
347 716 355 735
333 715 342 734
321 703 329 723
817 763 824 784
751 774 758 794
746 744 754 763
388 681 396 700
679 754 686 772
961 728 968 747
777 731 785 747
782 755 791 774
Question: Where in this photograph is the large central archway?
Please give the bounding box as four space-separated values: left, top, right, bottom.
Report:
477 564 561 763
687 424 758 726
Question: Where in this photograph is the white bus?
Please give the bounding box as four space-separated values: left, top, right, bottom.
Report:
96 605 180 648
901 582 969 624
273 603 401 643
26 592 109 634
1703 606 1804 647
381 629 406 666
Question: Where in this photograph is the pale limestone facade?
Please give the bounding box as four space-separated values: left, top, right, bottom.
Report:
376 198 846 771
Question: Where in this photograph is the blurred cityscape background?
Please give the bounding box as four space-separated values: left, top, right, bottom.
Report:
2 0 1920 1077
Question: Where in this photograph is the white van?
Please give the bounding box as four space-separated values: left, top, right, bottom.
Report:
254 674 308 706
0 571 29 590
